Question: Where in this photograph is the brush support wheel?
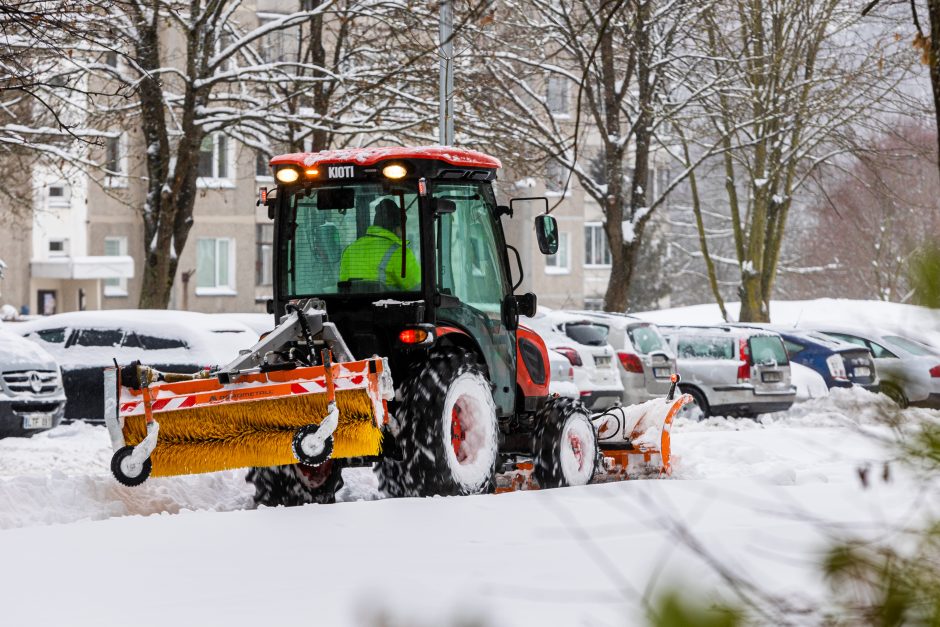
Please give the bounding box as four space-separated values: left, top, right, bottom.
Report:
111 445 152 487
293 424 334 466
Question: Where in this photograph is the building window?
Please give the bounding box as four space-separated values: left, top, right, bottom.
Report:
196 237 236 295
103 236 128 297
583 298 604 311
584 223 612 267
197 134 232 183
256 151 273 179
104 134 127 187
256 224 273 286
48 239 68 256
47 183 69 208
545 232 570 274
546 75 569 116
545 160 568 195
258 16 298 64
105 50 118 68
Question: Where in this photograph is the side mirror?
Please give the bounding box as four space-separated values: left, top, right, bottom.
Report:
495 204 512 218
516 292 537 318
433 198 456 216
534 214 559 255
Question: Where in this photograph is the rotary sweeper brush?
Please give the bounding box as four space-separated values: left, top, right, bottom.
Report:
103 301 393 486
102 146 685 502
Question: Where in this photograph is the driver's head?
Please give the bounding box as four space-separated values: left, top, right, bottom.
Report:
373 199 401 232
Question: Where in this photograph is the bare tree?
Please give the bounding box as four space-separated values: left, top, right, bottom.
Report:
684 0 916 322
460 0 718 312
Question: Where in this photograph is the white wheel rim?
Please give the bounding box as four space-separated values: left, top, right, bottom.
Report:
120 456 142 479
560 413 595 486
441 372 498 491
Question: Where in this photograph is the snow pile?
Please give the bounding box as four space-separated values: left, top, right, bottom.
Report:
791 362 829 401
0 329 58 369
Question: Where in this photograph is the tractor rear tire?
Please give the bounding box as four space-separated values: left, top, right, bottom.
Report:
246 461 344 507
375 349 498 498
532 397 599 489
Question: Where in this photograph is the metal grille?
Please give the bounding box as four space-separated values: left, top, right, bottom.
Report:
2 370 60 395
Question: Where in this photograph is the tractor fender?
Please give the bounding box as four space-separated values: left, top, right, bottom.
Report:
435 325 486 371
516 324 550 399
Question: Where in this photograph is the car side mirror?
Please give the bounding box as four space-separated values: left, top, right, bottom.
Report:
433 198 456 216
534 214 558 255
516 292 537 318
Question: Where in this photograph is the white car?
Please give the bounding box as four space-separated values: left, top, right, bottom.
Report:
547 348 579 399
12 310 258 421
809 325 940 409
566 311 676 405
523 309 624 411
0 330 67 438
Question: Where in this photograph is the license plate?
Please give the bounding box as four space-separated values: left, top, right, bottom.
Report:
653 367 671 378
594 356 611 367
23 413 53 429
853 366 870 378
762 371 782 383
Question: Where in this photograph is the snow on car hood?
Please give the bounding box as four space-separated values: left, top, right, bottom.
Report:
0 330 58 370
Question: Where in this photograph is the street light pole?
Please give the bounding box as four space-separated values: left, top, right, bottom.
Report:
439 0 455 146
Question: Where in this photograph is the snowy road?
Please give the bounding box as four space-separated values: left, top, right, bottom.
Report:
1 389 937 626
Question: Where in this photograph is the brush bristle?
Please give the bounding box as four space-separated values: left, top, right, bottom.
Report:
122 388 381 477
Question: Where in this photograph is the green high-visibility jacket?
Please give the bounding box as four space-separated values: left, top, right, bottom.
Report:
339 226 420 290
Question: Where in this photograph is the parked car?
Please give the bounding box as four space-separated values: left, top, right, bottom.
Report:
0 329 66 438
12 310 258 421
734 325 880 392
567 311 677 405
523 310 624 411
808 325 940 409
659 325 797 418
547 349 579 399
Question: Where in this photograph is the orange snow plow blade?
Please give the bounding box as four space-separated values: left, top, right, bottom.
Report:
593 392 691 480
103 356 391 484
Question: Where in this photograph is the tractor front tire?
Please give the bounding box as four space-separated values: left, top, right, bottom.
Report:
375 349 499 498
532 397 599 489
246 461 344 507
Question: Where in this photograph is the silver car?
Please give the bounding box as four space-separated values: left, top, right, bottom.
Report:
809 325 940 409
568 311 676 405
659 325 797 418
0 329 66 438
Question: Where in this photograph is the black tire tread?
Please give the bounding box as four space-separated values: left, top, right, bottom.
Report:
532 397 599 489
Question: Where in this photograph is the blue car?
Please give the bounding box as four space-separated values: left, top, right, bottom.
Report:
773 328 880 391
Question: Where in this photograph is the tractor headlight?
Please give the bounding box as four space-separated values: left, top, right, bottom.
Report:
275 167 300 184
382 164 407 179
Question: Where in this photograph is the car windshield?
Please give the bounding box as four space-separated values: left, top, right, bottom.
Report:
627 324 666 354
564 322 608 346
281 182 422 297
883 335 936 356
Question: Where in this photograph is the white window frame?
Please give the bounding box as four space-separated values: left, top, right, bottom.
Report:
584 222 612 268
196 134 235 189
195 237 237 296
103 236 129 297
545 232 570 275
47 183 70 208
104 133 128 188
48 238 69 257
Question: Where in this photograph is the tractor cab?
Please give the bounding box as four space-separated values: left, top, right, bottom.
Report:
265 146 557 417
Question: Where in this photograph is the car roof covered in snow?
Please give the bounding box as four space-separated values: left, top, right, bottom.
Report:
271 146 501 170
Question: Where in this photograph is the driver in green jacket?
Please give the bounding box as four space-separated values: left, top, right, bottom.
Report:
339 198 420 290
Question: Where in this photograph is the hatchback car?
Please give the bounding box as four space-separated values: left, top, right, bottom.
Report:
808 325 940 409
523 310 624 411
567 311 677 406
659 325 797 418
772 328 879 391
0 330 66 438
13 310 258 421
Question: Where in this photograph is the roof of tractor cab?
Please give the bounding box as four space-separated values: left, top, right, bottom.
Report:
270 145 501 170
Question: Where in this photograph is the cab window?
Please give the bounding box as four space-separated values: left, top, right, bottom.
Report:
435 182 506 315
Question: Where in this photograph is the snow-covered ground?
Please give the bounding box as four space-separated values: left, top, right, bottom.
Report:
1 387 937 626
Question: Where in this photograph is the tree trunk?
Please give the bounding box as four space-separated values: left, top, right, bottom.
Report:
928 1 940 170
